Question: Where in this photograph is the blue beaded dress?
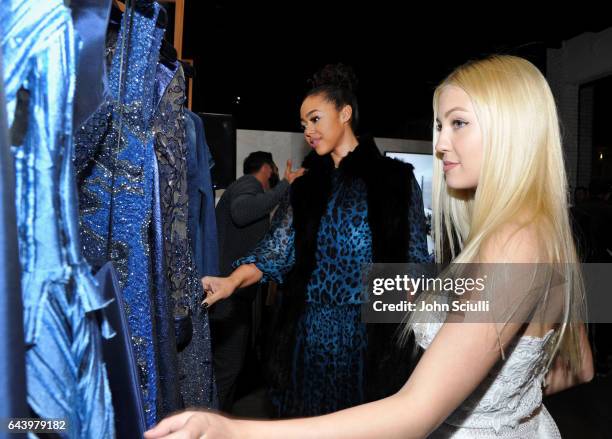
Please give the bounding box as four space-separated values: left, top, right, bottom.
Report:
74 3 164 428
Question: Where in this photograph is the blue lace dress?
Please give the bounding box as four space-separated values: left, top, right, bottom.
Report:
236 168 429 416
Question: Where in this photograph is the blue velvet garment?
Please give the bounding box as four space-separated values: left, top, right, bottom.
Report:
1 0 115 437
185 109 219 278
0 42 28 434
74 3 164 428
236 170 429 416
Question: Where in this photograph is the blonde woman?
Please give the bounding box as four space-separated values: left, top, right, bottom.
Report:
145 55 594 438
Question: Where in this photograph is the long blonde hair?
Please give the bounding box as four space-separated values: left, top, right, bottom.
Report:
411 55 586 371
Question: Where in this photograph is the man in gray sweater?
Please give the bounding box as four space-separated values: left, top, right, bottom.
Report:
211 151 304 411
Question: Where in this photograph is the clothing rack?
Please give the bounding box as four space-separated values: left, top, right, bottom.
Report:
113 0 193 109
157 0 184 59
157 0 193 109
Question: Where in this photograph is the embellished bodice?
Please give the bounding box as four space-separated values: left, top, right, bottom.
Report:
413 321 556 435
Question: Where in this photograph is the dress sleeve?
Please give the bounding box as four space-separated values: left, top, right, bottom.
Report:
233 191 296 284
407 173 431 263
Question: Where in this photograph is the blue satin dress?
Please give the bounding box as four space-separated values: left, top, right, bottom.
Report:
1 0 115 437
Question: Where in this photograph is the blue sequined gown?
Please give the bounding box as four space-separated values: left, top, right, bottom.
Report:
236 168 429 416
74 3 164 428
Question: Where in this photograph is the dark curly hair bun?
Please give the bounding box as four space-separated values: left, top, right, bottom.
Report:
306 63 360 132
311 63 358 92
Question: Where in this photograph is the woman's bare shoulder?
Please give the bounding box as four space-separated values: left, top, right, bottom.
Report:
479 222 542 263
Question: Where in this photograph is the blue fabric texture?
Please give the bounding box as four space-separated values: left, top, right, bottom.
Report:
151 144 181 417
185 109 219 278
96 262 147 439
152 65 217 409
1 0 115 437
0 35 28 436
70 0 112 128
74 3 164 428
236 170 429 416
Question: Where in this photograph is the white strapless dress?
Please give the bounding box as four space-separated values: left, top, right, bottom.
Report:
413 321 562 438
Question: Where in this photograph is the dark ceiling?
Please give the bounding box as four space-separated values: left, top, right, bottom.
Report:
175 3 611 140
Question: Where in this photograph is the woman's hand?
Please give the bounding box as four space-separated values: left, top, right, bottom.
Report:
544 323 594 395
284 159 306 184
201 276 239 308
144 410 241 439
201 264 264 308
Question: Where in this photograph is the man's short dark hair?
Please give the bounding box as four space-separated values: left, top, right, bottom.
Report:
244 151 274 174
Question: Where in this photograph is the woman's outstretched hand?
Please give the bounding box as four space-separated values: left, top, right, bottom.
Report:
144 410 241 439
201 264 264 308
201 276 238 308
284 159 306 184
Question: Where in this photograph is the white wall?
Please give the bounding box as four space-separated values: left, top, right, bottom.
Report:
217 129 432 204
236 130 311 178
235 129 431 179
228 129 434 253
